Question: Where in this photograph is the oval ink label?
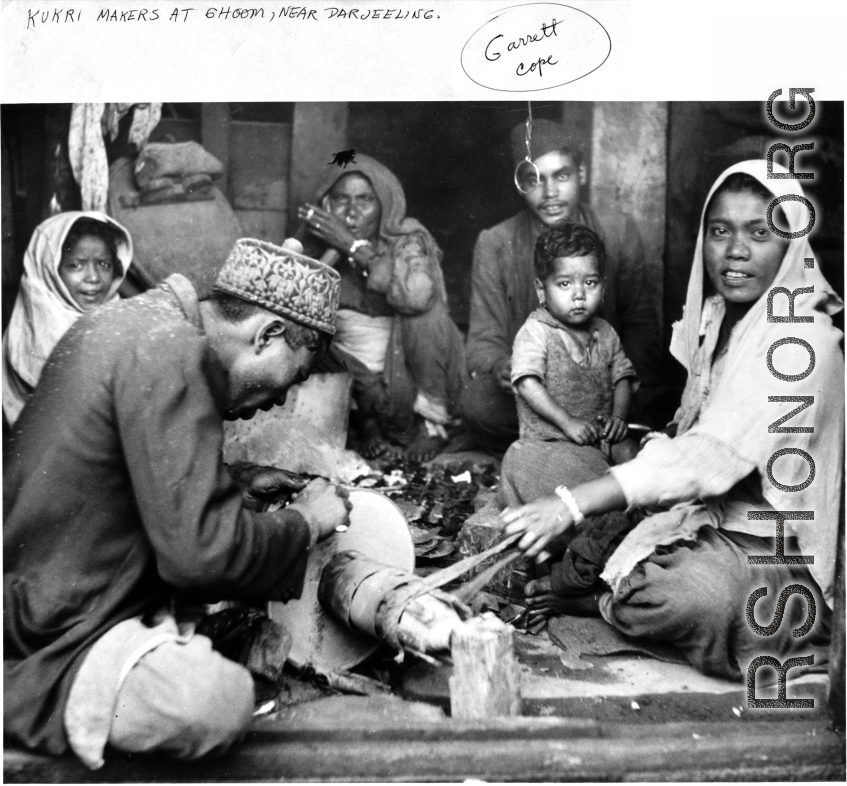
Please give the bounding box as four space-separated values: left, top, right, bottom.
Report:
461 3 612 92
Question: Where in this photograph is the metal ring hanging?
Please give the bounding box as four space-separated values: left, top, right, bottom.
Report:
514 101 541 195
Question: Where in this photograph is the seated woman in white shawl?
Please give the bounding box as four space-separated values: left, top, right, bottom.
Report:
3 212 133 427
501 160 843 679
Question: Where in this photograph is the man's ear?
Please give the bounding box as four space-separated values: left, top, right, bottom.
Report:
578 164 588 187
255 319 287 354
534 277 546 305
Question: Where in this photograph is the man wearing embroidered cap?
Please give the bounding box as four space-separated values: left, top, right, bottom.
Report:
4 238 350 767
462 119 661 452
209 237 340 420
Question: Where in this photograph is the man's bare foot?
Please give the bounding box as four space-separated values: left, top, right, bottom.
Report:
404 418 447 463
524 576 602 624
359 417 392 459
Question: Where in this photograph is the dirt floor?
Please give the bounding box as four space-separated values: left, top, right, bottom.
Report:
260 444 833 728
5 443 842 782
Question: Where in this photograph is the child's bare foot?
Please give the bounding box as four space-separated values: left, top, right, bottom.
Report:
524 576 602 623
405 418 447 463
359 416 392 459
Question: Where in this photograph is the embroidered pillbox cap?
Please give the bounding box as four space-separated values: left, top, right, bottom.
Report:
214 238 340 335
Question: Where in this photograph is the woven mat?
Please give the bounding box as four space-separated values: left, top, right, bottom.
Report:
547 615 687 665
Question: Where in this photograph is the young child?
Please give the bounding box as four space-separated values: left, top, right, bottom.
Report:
511 222 639 465
499 222 640 608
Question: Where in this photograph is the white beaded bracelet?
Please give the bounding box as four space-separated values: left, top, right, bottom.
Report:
349 238 370 256
639 430 670 449
554 485 585 526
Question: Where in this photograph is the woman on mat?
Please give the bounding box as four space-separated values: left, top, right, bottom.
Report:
501 160 843 679
297 153 466 462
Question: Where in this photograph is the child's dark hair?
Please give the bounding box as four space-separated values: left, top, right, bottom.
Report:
204 292 332 353
62 218 125 275
705 172 781 224
534 222 606 280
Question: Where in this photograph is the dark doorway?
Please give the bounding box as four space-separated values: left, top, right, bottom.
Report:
346 102 591 329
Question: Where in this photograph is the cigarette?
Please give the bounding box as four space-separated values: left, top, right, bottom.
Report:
335 524 349 532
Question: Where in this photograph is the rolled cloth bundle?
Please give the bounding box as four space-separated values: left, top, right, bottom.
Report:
318 550 523 719
134 141 224 188
318 551 470 656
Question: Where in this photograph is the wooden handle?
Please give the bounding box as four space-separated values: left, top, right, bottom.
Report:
453 551 523 605
320 249 343 268
416 532 522 595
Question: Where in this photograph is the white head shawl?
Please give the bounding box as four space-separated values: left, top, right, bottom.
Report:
3 211 133 426
672 159 843 605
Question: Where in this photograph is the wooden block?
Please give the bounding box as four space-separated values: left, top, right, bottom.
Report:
449 613 522 719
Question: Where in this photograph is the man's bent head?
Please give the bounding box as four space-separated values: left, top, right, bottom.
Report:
203 239 340 420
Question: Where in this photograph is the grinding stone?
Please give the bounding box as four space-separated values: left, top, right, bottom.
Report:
269 489 415 672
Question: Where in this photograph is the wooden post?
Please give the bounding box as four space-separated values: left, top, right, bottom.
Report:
558 101 594 182
449 613 522 719
287 102 348 232
590 101 668 397
201 103 230 197
43 104 79 215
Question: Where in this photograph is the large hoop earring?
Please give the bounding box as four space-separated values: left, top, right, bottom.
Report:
514 101 542 195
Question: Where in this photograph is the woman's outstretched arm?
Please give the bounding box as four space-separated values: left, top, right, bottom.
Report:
501 474 627 560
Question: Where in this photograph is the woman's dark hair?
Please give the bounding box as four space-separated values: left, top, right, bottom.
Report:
704 172 779 224
62 218 125 275
204 292 332 353
534 221 606 280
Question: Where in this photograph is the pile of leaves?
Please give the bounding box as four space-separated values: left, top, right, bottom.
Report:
350 455 500 573
349 456 546 634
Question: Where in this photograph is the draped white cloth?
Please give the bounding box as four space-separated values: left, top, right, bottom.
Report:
3 211 132 425
606 160 844 606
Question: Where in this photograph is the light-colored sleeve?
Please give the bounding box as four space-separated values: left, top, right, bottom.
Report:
608 428 756 509
510 319 548 385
